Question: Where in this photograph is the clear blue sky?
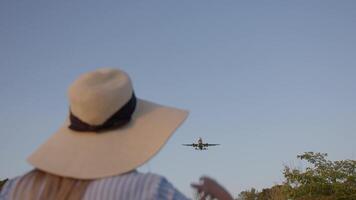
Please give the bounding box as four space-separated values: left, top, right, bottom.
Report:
1 0 356 197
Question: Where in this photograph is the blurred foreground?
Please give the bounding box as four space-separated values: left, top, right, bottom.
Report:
1 152 355 200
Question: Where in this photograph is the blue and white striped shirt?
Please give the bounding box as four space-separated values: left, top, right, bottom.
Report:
0 171 189 200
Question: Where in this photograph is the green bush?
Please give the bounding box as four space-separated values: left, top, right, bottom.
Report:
237 152 356 200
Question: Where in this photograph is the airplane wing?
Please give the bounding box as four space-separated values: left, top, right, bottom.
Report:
182 143 197 147
203 143 220 146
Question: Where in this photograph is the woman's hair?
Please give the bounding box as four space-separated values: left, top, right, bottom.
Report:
12 169 91 200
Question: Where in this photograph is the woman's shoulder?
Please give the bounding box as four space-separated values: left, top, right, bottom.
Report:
83 171 167 200
93 170 165 186
84 171 188 200
1 171 188 200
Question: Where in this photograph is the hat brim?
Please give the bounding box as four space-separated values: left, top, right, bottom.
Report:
27 99 189 179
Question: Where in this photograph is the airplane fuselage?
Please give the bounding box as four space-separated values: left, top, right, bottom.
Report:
196 138 206 150
182 138 219 150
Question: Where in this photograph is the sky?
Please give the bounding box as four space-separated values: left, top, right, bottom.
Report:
1 0 356 197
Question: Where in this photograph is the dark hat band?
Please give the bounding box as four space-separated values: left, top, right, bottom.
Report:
69 93 137 132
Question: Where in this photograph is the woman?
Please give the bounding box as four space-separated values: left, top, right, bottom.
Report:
0 68 233 200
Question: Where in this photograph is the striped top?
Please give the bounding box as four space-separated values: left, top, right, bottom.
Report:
0 171 189 200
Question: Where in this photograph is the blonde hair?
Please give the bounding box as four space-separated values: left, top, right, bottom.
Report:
12 169 91 200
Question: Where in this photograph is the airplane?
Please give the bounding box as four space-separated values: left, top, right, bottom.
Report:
182 138 220 150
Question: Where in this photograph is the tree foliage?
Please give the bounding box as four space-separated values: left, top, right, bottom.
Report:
284 152 356 200
237 186 286 200
237 152 356 200
238 188 259 200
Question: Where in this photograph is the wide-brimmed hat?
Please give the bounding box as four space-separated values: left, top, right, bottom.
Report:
28 68 189 179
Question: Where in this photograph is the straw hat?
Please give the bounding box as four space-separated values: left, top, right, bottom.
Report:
28 68 189 179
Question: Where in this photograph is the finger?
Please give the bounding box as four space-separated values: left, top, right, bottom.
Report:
200 176 218 187
191 183 203 193
199 176 212 184
200 176 214 182
199 192 209 200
